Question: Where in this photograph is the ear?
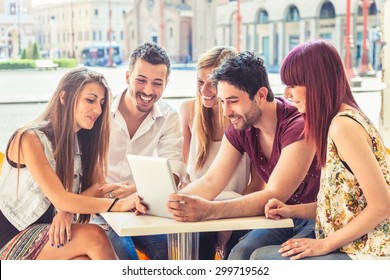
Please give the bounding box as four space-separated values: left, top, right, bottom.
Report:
254 87 268 104
163 78 169 90
125 70 130 85
60 91 66 105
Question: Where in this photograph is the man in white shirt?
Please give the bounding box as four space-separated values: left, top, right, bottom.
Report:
94 42 185 260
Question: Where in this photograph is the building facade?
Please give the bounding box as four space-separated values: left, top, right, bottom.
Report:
214 0 384 71
0 0 35 59
123 0 193 63
32 0 130 61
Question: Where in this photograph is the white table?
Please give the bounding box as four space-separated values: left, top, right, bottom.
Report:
100 212 293 260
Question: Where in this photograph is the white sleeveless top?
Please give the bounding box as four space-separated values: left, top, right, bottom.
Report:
187 126 250 194
0 129 82 230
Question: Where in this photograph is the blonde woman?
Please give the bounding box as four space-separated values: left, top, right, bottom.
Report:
179 47 263 259
0 68 135 260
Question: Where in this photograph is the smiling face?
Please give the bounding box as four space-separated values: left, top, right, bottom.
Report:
73 82 106 132
126 59 168 113
217 81 262 130
284 85 307 113
197 67 218 108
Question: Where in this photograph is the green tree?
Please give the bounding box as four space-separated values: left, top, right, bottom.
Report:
20 48 26 59
32 42 40 60
25 41 33 59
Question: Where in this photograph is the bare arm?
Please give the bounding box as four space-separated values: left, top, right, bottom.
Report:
179 99 195 164
319 117 390 252
12 131 134 213
242 164 266 195
169 137 316 221
178 135 244 199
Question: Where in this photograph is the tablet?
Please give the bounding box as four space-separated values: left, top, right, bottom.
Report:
126 155 177 219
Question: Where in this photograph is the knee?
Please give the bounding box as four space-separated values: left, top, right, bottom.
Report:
250 245 284 260
82 224 111 246
228 242 252 260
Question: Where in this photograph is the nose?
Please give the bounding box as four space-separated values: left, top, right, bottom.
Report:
199 81 214 95
93 103 102 115
143 82 154 95
284 87 291 99
221 102 231 117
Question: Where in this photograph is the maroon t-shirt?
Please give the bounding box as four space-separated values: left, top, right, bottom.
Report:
225 97 320 205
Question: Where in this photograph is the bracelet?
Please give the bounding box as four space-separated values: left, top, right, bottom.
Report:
107 198 119 212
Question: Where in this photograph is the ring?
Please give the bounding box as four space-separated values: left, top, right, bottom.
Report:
60 229 65 232
294 241 299 248
108 191 114 198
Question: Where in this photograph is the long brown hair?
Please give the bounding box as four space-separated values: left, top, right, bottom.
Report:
194 46 237 171
11 67 111 223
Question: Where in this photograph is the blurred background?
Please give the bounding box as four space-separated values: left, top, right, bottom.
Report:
1 0 390 149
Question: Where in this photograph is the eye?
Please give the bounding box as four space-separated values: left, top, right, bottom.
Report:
135 78 146 84
153 82 163 87
86 98 95 104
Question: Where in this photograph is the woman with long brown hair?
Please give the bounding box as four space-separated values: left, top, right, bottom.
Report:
0 67 135 260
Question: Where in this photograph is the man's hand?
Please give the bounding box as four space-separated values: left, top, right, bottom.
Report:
167 193 213 222
99 181 136 199
264 198 292 220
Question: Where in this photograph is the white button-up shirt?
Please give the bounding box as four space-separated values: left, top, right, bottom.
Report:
107 91 185 183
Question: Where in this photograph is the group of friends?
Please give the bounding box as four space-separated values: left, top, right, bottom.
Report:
0 40 389 260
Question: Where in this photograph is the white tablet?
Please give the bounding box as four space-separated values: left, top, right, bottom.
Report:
126 155 177 219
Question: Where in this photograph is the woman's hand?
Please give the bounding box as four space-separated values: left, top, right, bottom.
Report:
279 238 332 260
264 198 292 219
48 210 74 248
99 181 136 199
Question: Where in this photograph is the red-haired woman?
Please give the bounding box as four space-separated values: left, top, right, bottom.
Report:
252 40 390 260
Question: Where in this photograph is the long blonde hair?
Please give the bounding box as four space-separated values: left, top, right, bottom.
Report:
9 67 111 223
194 46 237 171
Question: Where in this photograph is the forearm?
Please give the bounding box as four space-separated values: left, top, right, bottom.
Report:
287 202 317 219
207 192 269 219
53 192 132 214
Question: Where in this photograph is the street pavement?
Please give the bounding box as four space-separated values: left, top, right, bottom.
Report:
0 65 386 150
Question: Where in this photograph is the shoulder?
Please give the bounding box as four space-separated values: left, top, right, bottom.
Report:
8 129 44 162
179 99 195 123
180 99 195 113
329 114 368 144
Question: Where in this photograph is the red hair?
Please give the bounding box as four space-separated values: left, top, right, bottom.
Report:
281 40 361 167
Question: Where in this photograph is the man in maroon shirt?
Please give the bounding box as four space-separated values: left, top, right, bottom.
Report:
137 51 321 259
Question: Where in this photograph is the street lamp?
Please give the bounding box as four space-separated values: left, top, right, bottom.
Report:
160 0 164 47
358 0 375 76
237 0 241 52
17 0 21 56
345 0 362 87
107 0 113 67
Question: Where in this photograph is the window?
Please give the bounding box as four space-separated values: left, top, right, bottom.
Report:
286 6 299 22
358 2 377 16
320 2 335 19
257 10 269 24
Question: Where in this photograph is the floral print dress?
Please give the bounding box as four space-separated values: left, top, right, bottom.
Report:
316 109 390 258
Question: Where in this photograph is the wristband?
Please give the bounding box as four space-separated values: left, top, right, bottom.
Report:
107 198 119 212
